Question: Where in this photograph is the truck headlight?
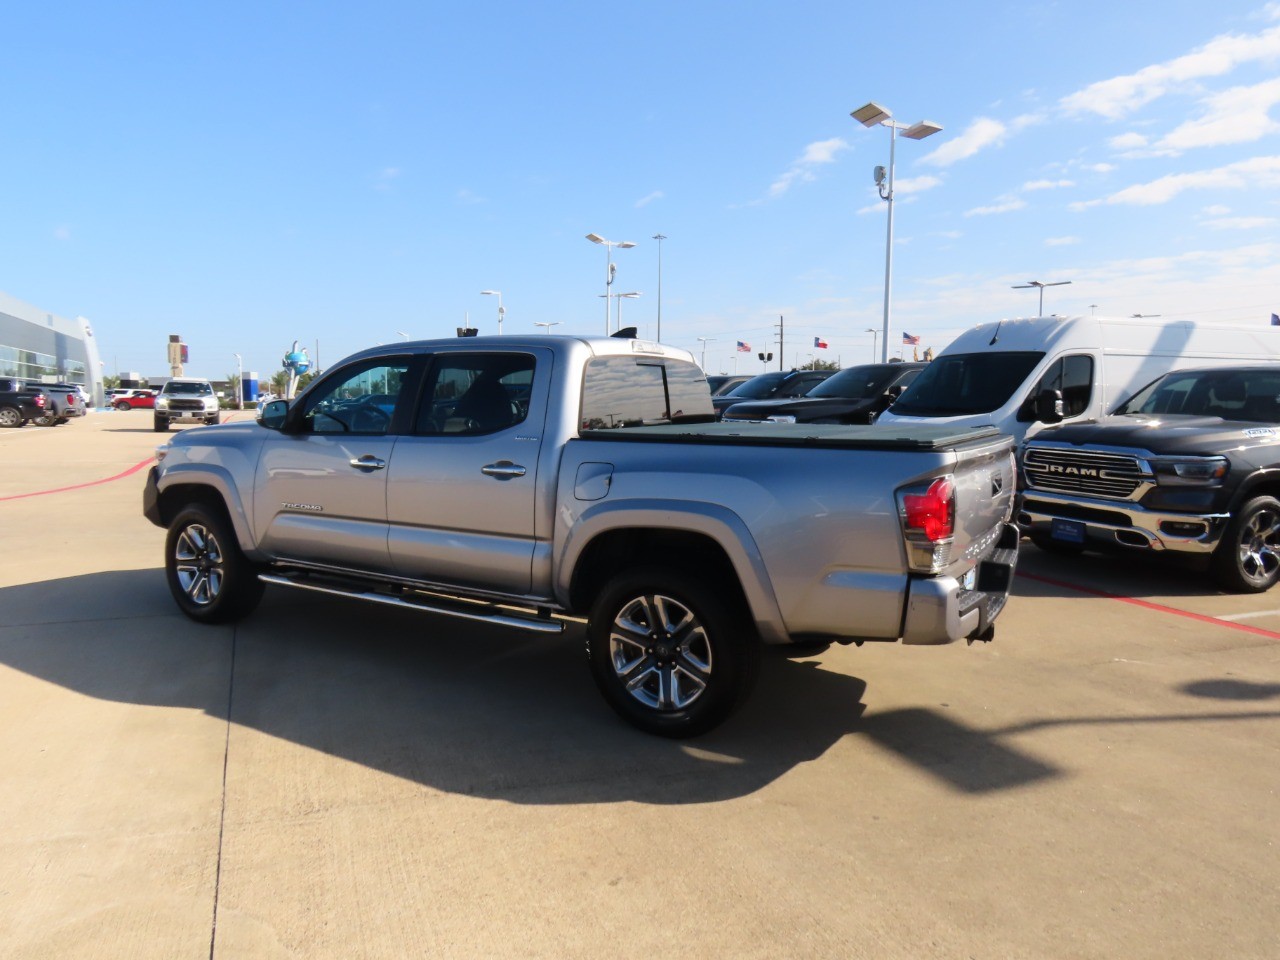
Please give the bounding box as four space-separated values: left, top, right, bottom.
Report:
156 397 169 409
767 415 797 424
1154 456 1228 486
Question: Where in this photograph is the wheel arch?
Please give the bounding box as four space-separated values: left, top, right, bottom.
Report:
1226 469 1280 514
155 466 258 557
560 501 787 644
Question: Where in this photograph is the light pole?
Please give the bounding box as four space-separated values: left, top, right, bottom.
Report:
1012 280 1072 316
233 353 243 410
852 102 943 362
697 337 716 371
534 321 562 334
396 331 410 340
865 327 879 363
586 234 636 334
480 290 505 335
599 291 641 333
652 233 667 341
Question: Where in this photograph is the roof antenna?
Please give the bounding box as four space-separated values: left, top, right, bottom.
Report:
989 319 1004 346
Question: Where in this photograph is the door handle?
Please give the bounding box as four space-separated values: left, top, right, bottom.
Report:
349 455 387 471
481 461 527 479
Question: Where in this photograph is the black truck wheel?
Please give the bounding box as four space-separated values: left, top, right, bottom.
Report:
586 567 759 737
165 503 264 623
1212 496 1280 593
0 405 24 428
153 416 169 432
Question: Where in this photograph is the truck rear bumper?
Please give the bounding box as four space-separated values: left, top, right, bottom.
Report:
901 522 1020 645
1018 491 1228 555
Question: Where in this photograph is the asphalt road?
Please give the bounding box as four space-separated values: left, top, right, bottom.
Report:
2 411 1277 959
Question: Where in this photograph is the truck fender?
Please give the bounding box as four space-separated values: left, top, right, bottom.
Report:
557 497 789 645
1225 467 1280 515
156 463 259 558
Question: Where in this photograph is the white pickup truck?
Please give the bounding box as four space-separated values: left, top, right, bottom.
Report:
143 335 1019 736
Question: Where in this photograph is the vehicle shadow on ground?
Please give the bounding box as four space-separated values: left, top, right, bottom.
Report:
2 570 1073 803
1015 543 1226 601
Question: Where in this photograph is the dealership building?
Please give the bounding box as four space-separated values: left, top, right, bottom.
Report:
0 288 104 405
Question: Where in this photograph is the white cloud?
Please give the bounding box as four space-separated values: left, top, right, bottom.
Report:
1084 155 1280 206
1204 216 1276 229
374 167 402 191
1023 179 1075 191
919 117 1007 167
1087 162 1117 173
1109 132 1149 150
768 137 850 197
965 195 1026 217
894 175 943 195
1045 236 1080 246
456 188 486 205
1155 77 1280 151
635 190 664 208
1203 204 1233 215
1060 24 1280 119
53 226 71 241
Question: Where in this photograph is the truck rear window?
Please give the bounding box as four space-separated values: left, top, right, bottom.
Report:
581 356 715 430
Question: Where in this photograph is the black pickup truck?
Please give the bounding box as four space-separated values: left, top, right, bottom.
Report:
0 378 50 428
1019 365 1280 592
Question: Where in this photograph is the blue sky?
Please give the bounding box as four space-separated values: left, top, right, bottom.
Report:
3 0 1280 378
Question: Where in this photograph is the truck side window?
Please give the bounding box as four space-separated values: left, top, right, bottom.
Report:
1018 355 1094 421
417 353 535 436
300 360 412 435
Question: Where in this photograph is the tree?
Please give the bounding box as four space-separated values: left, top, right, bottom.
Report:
801 358 841 371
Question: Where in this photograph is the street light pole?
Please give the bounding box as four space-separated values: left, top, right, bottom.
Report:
852 103 943 362
1012 280 1072 316
586 234 636 334
480 290 504 334
233 353 242 410
697 337 716 371
865 327 879 363
534 321 562 334
652 233 667 341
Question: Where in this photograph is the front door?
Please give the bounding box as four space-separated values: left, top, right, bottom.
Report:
254 357 417 573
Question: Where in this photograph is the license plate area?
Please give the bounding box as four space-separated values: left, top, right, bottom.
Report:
1051 518 1086 543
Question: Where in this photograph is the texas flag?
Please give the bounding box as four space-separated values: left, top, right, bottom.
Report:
814 336 828 349
736 340 751 352
902 331 921 345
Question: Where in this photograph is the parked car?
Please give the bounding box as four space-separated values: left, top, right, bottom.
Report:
143 334 1019 736
723 362 925 424
710 369 835 419
1020 365 1280 592
109 389 156 410
706 374 751 396
12 381 85 426
879 315 1280 446
0 378 49 428
153 378 220 431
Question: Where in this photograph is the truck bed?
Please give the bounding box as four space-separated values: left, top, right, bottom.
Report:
580 421 1003 450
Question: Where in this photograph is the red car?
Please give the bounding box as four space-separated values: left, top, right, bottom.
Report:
109 389 156 410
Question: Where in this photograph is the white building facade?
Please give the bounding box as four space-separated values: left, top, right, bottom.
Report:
0 289 104 405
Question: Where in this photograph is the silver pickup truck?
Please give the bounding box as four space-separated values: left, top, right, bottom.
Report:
143 335 1019 736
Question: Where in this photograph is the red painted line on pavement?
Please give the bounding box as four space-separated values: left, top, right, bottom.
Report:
0 456 154 502
1019 570 1280 641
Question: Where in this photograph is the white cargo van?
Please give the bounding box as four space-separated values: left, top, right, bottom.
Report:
877 316 1280 444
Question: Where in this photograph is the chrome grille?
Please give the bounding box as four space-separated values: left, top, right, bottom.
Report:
168 398 206 411
1022 446 1151 499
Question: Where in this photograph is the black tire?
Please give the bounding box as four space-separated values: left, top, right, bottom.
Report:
164 503 264 623
33 413 56 427
1211 496 1280 593
0 405 23 428
153 417 169 432
586 567 760 737
1030 531 1085 556
205 413 221 425
114 401 130 411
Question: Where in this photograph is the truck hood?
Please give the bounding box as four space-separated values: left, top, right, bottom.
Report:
1032 414 1280 456
722 396 880 422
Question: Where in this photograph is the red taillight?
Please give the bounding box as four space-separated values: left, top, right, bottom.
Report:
35 395 46 407
902 477 954 542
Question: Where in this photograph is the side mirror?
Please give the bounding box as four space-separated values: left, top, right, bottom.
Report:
258 399 290 430
1034 389 1065 424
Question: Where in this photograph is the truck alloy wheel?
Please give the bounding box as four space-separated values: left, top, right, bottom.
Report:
165 504 264 623
1213 495 1280 593
587 568 758 737
115 401 130 411
0 406 23 428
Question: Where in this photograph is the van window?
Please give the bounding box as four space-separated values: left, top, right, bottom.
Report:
891 352 1044 416
1018 354 1094 421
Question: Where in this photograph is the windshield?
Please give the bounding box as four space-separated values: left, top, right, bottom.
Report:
891 351 1045 416
164 381 213 396
722 372 787 399
1115 368 1280 421
807 365 896 400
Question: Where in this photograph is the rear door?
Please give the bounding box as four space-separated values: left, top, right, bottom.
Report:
385 348 551 595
